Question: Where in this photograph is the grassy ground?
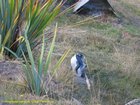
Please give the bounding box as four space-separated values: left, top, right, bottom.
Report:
53 13 140 105
0 0 140 105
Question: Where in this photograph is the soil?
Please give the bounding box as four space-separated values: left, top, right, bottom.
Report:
0 60 23 82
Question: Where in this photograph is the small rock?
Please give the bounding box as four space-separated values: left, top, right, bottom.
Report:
125 99 140 105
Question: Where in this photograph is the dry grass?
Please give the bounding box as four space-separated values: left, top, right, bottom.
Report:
113 47 140 77
0 0 140 105
109 0 140 27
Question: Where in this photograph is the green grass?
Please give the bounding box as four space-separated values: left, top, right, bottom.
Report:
123 24 140 36
121 1 140 16
1 0 140 105
0 82 54 105
56 10 140 104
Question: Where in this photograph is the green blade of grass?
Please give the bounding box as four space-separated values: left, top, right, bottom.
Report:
20 47 34 92
46 48 71 87
4 46 19 58
44 23 58 76
24 22 39 94
38 34 45 79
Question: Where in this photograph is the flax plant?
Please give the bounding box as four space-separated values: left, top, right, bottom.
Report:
0 0 62 57
22 24 71 95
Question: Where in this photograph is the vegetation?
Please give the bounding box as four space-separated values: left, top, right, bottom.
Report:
0 0 62 58
22 24 70 96
0 0 71 97
0 0 140 105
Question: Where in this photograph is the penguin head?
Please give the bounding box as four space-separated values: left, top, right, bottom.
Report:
76 52 84 58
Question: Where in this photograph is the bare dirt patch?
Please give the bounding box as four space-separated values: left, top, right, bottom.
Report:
0 60 24 83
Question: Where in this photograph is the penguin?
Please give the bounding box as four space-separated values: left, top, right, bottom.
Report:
71 52 90 89
71 52 87 77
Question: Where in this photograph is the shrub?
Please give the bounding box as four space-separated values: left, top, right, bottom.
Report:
22 24 70 96
0 0 62 58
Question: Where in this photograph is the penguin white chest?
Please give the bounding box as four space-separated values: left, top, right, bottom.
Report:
70 55 77 71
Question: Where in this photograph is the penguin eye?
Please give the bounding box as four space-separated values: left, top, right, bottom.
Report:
78 53 83 57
